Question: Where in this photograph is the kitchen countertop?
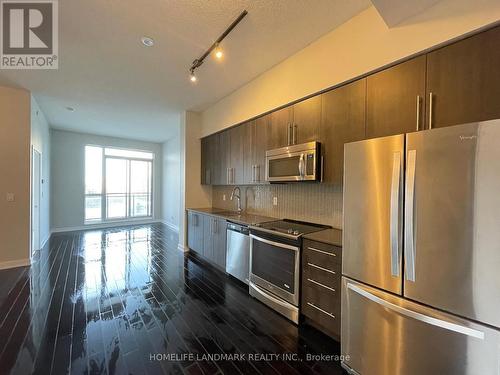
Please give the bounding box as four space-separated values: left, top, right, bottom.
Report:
303 228 342 247
187 208 277 226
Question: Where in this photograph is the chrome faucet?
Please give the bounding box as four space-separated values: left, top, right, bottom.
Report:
230 186 242 213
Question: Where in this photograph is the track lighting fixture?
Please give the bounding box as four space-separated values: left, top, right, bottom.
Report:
188 10 247 82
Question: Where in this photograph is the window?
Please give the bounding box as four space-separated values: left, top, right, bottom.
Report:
85 146 153 222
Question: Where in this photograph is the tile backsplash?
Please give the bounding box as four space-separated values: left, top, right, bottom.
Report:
212 184 343 229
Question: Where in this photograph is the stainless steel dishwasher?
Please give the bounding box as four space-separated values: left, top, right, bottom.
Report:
226 223 250 285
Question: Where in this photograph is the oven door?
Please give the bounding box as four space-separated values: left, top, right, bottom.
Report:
266 150 318 182
249 234 300 306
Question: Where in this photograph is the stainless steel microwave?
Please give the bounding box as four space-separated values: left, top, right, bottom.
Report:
265 142 321 182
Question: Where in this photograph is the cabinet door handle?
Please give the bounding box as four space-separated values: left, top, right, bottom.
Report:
293 124 297 145
428 92 434 130
416 95 421 131
226 168 229 184
256 165 260 182
307 302 335 319
308 247 336 257
287 123 291 145
320 155 324 183
307 278 336 292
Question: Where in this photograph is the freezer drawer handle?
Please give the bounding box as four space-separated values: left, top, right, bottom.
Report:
347 283 485 340
404 150 417 282
390 151 402 277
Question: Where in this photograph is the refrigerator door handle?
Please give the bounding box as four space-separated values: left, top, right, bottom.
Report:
347 282 485 340
390 151 402 277
405 150 417 282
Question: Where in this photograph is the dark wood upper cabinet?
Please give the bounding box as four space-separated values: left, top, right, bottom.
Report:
215 131 230 185
201 135 218 185
202 26 500 186
292 95 322 145
426 26 500 129
228 125 245 185
244 116 269 184
366 55 427 139
254 115 269 183
267 106 293 149
321 79 366 186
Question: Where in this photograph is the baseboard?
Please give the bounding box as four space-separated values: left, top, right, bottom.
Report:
177 244 188 253
0 258 31 270
51 219 163 233
161 221 179 233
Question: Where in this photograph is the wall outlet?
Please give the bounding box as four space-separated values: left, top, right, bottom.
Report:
223 194 226 201
273 196 278 206
6 193 15 202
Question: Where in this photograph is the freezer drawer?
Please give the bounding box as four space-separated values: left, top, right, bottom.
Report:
341 277 500 375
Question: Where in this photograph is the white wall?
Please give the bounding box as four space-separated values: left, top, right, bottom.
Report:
162 124 181 231
50 129 163 231
0 86 31 269
201 0 500 135
178 111 212 251
31 97 51 247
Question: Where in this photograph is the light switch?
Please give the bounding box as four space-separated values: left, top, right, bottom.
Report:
6 193 15 202
273 197 278 206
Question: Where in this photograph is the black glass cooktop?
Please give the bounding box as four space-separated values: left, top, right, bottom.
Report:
253 219 329 237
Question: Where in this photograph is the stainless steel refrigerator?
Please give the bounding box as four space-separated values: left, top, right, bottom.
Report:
341 120 500 375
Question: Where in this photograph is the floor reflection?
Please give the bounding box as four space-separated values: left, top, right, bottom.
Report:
0 224 343 375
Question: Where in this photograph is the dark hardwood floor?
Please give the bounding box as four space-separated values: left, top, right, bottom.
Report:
0 224 345 375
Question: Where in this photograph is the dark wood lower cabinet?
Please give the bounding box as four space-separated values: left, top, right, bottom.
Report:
189 212 227 270
187 211 203 254
301 239 342 340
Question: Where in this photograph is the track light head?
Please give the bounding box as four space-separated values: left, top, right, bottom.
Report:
214 43 223 60
189 69 197 83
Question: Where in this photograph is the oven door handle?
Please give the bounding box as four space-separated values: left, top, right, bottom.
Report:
250 234 299 252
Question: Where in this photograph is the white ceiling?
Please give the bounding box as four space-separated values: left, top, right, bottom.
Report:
0 0 372 142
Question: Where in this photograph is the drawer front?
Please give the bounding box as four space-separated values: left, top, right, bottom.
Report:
303 246 340 273
302 279 340 312
304 261 341 290
303 240 341 267
303 239 341 257
302 283 340 334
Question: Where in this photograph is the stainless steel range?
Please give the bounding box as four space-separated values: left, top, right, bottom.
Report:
249 219 329 323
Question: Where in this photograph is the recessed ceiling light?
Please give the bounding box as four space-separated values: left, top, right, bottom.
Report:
66 106 75 112
141 36 154 47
